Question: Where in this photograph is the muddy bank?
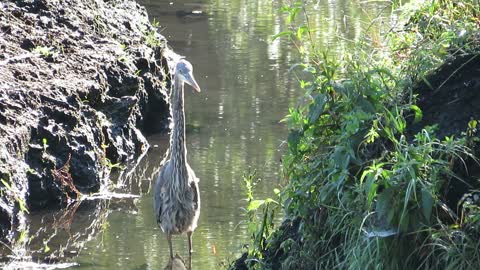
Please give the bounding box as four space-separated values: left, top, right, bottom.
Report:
0 0 171 241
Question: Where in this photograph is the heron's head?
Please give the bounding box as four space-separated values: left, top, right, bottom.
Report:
175 59 201 92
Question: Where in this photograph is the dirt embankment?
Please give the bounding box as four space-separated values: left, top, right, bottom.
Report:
413 53 480 208
0 0 171 240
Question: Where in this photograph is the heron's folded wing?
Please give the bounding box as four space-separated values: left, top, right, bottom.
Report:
190 181 199 210
154 189 163 224
154 173 166 225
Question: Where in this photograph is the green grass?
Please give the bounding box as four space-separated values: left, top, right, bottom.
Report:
33 46 55 57
239 171 279 269
236 1 480 269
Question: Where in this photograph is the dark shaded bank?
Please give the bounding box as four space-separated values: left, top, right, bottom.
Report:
0 0 170 242
412 53 480 210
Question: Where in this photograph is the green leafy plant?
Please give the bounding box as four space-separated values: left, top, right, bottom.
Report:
104 158 124 170
100 143 124 170
93 14 107 34
239 171 279 269
144 30 163 48
152 18 161 28
235 1 480 269
42 138 48 151
1 178 29 214
33 46 54 57
143 18 163 49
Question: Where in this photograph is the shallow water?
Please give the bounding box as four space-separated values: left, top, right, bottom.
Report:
1 1 390 269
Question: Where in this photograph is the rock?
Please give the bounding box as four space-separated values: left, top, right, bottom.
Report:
0 0 172 241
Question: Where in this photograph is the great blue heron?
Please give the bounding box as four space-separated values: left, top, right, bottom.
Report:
154 58 201 260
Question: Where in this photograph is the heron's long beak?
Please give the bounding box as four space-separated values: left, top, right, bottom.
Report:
184 72 201 92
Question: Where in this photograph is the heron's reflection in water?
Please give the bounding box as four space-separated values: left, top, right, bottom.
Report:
164 254 188 270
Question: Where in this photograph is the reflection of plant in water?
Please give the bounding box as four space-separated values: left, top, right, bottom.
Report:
10 199 112 263
99 217 110 247
114 149 162 194
52 201 82 235
41 201 83 255
0 176 30 264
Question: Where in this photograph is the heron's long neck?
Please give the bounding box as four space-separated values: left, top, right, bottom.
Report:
170 76 187 172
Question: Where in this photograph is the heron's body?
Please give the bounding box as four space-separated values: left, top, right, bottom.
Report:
153 59 201 260
154 160 200 234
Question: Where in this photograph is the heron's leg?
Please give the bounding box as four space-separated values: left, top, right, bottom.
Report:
187 231 193 255
187 231 193 270
188 254 192 270
167 233 173 259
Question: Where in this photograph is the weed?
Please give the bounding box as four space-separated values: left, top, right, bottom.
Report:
117 54 128 63
152 18 161 28
144 30 163 48
41 137 49 163
42 138 48 151
104 158 124 170
43 241 50 253
93 14 107 34
235 171 279 269
51 154 81 202
33 46 55 58
100 143 124 170
1 178 29 214
142 18 163 48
